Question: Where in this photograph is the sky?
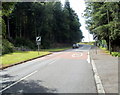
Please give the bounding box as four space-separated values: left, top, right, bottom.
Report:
61 0 94 42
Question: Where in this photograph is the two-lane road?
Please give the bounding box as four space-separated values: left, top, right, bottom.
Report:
1 45 97 94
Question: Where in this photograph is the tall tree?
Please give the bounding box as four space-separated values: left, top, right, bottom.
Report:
3 2 83 51
84 2 120 52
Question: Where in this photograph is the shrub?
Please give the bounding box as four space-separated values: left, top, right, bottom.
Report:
2 39 14 55
112 52 120 57
14 37 35 49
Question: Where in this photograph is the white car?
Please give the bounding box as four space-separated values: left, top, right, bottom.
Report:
72 44 79 49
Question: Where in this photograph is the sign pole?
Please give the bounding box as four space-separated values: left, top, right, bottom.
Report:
36 36 41 55
95 37 98 55
38 44 40 55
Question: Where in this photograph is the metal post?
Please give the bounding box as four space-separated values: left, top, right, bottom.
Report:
96 41 97 54
36 36 41 55
38 44 40 55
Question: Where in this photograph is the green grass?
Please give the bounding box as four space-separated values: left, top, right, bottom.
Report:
111 52 120 57
100 46 110 54
78 42 95 45
1 47 71 68
1 51 50 67
100 46 106 50
43 47 71 52
100 47 120 57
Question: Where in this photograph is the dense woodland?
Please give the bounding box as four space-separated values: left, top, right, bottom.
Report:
1 1 83 54
84 2 120 52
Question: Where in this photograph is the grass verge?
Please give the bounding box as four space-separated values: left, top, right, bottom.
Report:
43 47 71 52
1 51 51 68
1 47 71 68
78 42 95 45
100 47 120 57
111 52 120 57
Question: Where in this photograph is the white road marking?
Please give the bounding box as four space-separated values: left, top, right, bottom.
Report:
91 60 105 94
87 52 90 63
54 52 62 55
87 51 105 94
0 71 7 75
81 53 83 56
0 78 11 83
75 49 79 51
72 53 83 57
0 70 38 93
49 60 57 65
48 58 60 65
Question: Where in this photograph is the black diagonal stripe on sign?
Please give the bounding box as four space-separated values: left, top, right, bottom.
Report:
37 37 40 41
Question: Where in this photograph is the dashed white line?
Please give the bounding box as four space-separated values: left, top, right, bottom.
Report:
0 70 38 93
49 60 57 65
48 58 60 65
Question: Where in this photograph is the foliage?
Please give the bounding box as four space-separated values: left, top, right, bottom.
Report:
2 2 15 54
2 2 83 51
14 37 35 49
2 39 14 54
111 52 120 57
2 19 6 38
2 2 15 16
84 2 120 52
79 41 95 45
100 46 120 57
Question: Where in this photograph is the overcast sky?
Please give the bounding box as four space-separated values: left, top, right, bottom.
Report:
61 0 94 42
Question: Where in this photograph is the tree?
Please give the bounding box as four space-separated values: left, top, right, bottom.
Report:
84 2 120 52
3 1 83 51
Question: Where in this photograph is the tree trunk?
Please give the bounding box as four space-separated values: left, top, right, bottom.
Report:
7 17 11 39
107 9 111 54
20 16 22 38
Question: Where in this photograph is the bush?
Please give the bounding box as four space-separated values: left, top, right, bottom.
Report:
112 52 120 57
14 37 35 49
2 39 14 55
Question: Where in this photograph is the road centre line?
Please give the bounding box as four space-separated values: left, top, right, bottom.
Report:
42 58 60 64
49 59 58 65
1 58 59 92
0 51 67 93
0 70 38 93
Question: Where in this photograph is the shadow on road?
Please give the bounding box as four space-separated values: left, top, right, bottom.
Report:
2 79 58 95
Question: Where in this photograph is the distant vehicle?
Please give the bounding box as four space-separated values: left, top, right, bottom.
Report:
72 44 79 49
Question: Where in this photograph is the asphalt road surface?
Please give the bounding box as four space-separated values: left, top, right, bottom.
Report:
1 45 97 94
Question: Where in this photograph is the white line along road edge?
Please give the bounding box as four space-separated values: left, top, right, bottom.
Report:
91 60 105 94
87 52 90 63
0 70 38 93
87 51 105 94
